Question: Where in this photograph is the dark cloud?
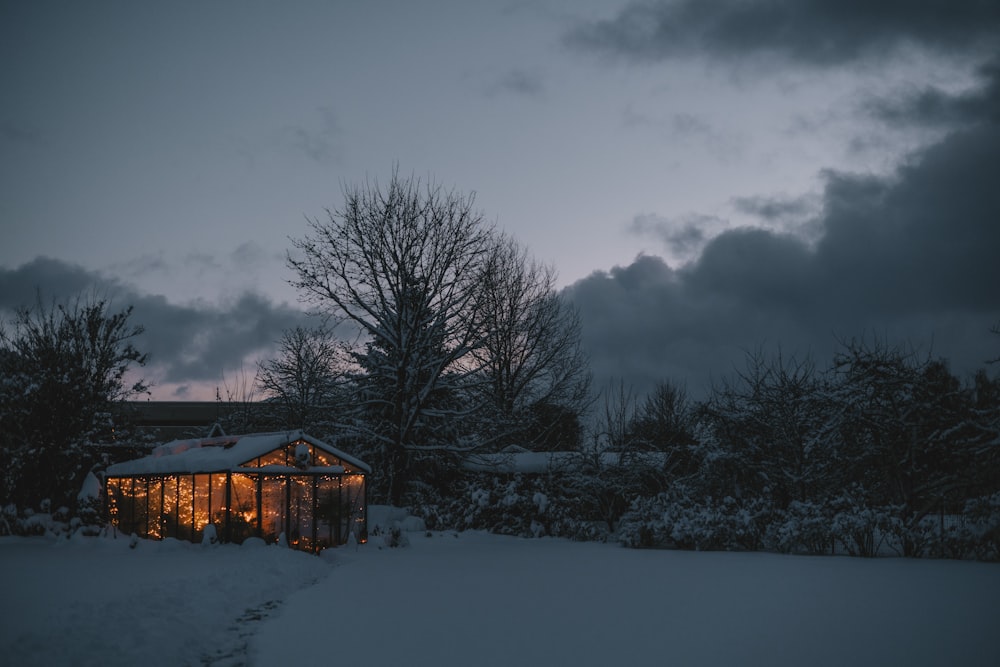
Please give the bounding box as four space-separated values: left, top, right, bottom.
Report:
817 129 1000 314
565 82 1000 397
731 193 824 241
565 7 1000 397
0 257 103 305
0 257 310 388
865 58 1000 128
567 0 1000 67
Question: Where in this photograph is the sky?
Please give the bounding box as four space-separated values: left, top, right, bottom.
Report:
2 0 999 401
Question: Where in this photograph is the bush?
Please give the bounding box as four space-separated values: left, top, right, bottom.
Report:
828 498 895 557
0 490 110 539
767 501 834 555
618 490 772 552
916 493 1000 561
407 472 610 542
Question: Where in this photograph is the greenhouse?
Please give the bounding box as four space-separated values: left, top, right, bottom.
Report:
104 430 369 552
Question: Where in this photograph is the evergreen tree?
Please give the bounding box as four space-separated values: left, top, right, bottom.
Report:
0 297 147 509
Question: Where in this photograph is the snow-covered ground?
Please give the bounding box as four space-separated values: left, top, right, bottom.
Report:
3 513 999 667
0 533 330 667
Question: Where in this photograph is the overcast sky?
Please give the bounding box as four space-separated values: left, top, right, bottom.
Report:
2 1 999 401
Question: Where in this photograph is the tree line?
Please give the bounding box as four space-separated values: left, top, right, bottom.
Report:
606 339 1000 558
2 171 997 559
397 337 999 560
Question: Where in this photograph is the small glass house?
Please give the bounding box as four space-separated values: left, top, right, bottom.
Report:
104 430 369 552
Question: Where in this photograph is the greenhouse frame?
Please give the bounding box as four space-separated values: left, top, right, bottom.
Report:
104 430 369 552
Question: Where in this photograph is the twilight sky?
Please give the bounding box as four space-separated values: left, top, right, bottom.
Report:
2 1 999 401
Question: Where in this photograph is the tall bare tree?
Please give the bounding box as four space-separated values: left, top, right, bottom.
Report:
255 325 343 432
473 236 591 449
288 170 495 504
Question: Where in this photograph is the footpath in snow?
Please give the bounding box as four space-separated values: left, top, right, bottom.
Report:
0 534 331 667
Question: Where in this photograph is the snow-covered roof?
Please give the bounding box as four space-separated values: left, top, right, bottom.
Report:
106 430 371 476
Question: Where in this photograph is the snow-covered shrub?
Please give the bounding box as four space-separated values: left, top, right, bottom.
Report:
920 493 1000 561
618 494 673 548
828 498 895 558
1 503 17 536
959 493 1000 560
619 490 772 552
202 524 219 546
74 471 104 536
1 501 74 538
706 496 772 551
383 524 410 548
408 472 610 542
767 501 834 555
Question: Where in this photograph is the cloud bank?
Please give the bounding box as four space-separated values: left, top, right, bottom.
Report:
565 2 1000 397
0 257 310 398
568 0 1000 67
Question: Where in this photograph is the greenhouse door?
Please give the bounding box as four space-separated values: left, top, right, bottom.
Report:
289 476 316 551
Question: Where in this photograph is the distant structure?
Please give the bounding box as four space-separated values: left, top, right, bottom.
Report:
118 401 237 441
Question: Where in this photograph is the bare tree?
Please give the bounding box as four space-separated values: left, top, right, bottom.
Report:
629 380 701 480
255 325 343 431
473 236 591 449
215 363 262 435
827 336 984 555
288 170 495 504
704 348 830 508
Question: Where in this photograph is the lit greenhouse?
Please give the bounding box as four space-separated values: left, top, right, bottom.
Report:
104 431 369 552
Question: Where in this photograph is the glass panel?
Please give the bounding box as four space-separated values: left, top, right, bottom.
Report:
258 447 289 467
229 473 258 543
313 449 337 467
162 476 178 540
147 478 164 539
315 476 339 549
133 478 149 538
177 475 193 542
210 473 228 539
193 474 210 540
342 474 366 543
260 476 287 544
238 456 260 468
313 447 363 473
107 478 130 535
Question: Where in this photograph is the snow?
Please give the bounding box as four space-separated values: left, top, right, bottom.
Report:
3 515 999 667
0 534 329 667
77 472 101 501
105 430 370 475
